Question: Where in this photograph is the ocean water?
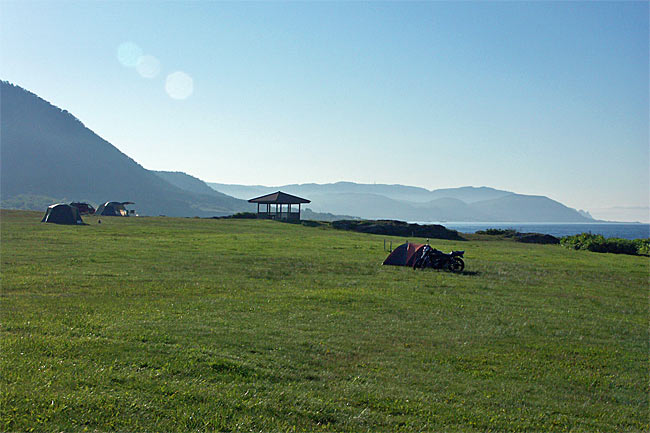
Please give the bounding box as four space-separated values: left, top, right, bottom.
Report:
417 222 650 240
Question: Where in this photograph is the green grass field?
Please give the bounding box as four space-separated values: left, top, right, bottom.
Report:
1 210 648 432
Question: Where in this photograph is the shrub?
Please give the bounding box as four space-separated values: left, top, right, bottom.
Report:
561 233 649 256
634 239 650 255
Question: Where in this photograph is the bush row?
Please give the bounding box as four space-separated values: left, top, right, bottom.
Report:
560 233 649 256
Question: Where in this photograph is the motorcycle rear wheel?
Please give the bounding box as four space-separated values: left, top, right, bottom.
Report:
448 258 465 273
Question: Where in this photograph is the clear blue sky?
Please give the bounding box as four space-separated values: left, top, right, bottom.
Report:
2 1 648 218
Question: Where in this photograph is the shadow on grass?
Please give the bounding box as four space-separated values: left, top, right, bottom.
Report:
409 268 480 276
460 270 480 276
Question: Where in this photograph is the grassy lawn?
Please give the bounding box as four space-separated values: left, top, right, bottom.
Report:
1 209 648 432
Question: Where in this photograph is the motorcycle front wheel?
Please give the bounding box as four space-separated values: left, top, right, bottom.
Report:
447 258 465 273
413 257 430 270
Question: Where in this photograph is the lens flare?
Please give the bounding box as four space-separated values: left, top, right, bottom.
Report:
165 71 193 100
117 42 143 68
136 55 161 79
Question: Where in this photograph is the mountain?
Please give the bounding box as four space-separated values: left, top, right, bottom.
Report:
305 192 420 220
577 209 594 219
415 197 493 221
468 195 591 222
154 171 222 196
0 81 249 217
0 81 596 223
152 170 249 212
208 182 594 222
301 208 361 222
426 186 512 204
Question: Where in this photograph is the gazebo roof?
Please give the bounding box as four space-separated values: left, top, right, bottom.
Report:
248 191 311 204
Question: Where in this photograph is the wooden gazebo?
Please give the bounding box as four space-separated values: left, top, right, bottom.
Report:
248 191 310 221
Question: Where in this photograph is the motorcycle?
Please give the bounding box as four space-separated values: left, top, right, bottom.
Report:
412 245 465 272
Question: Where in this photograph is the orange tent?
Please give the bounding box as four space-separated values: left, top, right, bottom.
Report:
382 242 425 266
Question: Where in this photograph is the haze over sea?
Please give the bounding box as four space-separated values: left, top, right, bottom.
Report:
419 222 650 240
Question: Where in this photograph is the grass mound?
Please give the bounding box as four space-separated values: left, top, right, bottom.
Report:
476 228 559 244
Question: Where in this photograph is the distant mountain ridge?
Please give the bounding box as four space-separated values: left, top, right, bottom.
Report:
0 81 250 216
209 182 513 204
209 182 595 222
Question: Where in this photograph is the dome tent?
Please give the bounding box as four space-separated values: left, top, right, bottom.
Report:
41 203 85 225
382 242 425 266
96 201 134 216
69 202 95 215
